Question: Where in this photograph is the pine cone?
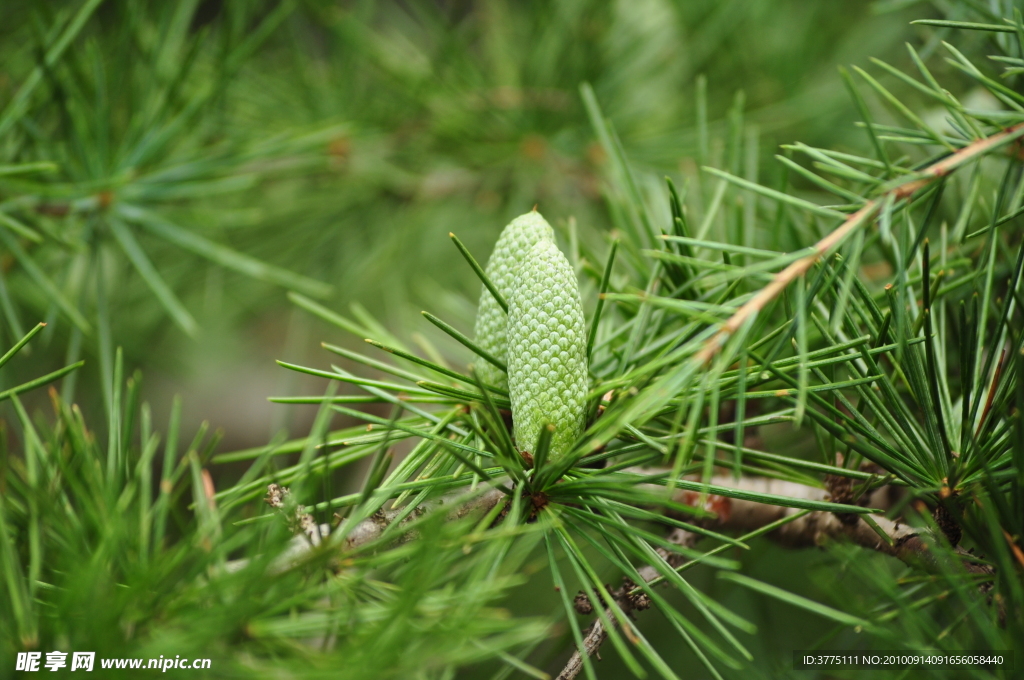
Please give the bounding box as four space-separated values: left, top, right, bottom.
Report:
506 239 588 460
472 210 555 389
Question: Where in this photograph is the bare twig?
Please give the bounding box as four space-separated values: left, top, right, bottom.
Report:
233 484 508 574
337 485 506 551
558 525 696 680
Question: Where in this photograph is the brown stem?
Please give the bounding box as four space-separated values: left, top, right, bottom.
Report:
251 483 507 573
339 485 506 550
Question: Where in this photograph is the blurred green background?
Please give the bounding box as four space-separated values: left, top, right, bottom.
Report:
3 2 987 676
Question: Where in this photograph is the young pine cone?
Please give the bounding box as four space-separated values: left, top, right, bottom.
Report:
472 210 555 389
506 239 588 461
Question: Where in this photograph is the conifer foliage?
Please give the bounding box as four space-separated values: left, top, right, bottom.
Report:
2 1 1023 678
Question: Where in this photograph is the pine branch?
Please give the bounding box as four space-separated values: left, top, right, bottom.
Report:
557 547 672 680
656 475 988 572
697 121 1024 365
557 473 995 679
254 483 508 570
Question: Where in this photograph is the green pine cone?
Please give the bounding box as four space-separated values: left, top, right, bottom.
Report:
507 239 588 461
472 211 555 388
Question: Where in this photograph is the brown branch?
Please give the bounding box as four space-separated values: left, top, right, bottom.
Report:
248 483 507 572
557 541 681 680
695 121 1024 365
337 485 506 550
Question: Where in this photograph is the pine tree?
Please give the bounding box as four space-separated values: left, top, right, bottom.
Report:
1 2 1022 678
